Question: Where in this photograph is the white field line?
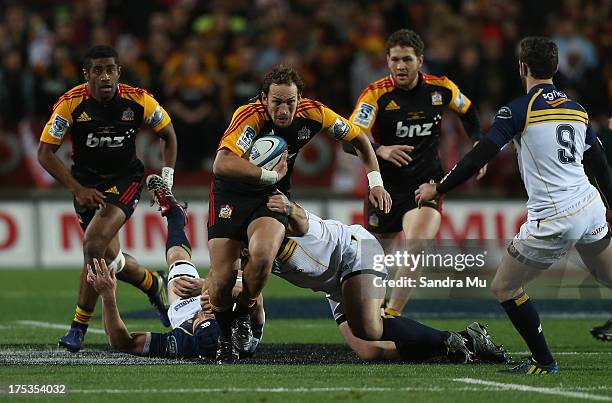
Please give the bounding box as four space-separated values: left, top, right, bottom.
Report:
453 378 612 402
15 320 106 334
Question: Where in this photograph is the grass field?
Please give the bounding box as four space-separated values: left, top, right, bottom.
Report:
1 269 611 402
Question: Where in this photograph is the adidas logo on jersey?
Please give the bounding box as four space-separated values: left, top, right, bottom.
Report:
104 186 119 194
385 100 400 111
77 112 92 122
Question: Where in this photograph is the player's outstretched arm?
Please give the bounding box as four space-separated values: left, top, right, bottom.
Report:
415 138 500 206
267 190 309 236
457 106 487 180
37 142 105 209
86 258 147 354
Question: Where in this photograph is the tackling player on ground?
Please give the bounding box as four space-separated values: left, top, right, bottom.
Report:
416 37 612 374
208 66 390 362
38 45 178 352
264 191 509 364
347 29 486 317
86 175 264 359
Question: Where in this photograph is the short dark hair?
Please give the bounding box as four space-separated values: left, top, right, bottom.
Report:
262 65 304 95
385 29 424 56
518 37 558 79
83 45 119 70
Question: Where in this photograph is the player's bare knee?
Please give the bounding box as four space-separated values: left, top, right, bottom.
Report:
166 248 189 266
245 249 275 273
348 319 380 341
83 237 107 259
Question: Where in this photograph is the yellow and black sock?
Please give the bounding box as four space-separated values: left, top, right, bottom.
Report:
71 305 93 332
501 292 554 365
384 307 401 318
138 270 159 296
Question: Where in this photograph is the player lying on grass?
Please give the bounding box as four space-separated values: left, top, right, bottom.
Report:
262 190 510 363
86 175 264 359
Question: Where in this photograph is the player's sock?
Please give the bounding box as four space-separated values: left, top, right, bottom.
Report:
138 270 158 296
236 292 257 313
165 206 191 255
501 292 554 365
71 305 93 333
384 307 401 317
382 316 449 360
211 304 234 336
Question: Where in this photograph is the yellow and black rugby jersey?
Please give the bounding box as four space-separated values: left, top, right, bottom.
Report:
40 83 171 180
217 98 360 194
350 73 472 182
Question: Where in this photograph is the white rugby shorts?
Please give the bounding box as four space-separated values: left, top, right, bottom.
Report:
511 190 608 267
167 260 201 329
327 225 387 324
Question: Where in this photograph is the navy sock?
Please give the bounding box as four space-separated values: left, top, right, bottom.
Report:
382 317 449 361
501 293 554 365
212 309 234 337
165 207 190 254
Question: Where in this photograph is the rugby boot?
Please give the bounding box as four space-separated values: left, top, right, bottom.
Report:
591 319 612 341
500 357 559 374
232 311 253 355
466 322 512 363
444 331 473 363
58 326 85 352
148 270 171 327
146 174 187 224
216 332 239 364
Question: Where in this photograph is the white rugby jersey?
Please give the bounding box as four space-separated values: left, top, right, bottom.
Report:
487 84 598 219
273 212 361 294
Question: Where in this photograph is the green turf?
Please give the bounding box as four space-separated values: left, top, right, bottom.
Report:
1 269 611 402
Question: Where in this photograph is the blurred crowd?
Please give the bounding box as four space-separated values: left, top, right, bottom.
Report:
0 0 611 193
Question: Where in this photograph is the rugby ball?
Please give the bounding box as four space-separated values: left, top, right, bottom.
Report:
248 136 287 170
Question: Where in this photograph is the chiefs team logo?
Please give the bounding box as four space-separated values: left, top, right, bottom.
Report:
122 107 135 121
219 205 234 219
297 126 311 141
430 91 443 106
